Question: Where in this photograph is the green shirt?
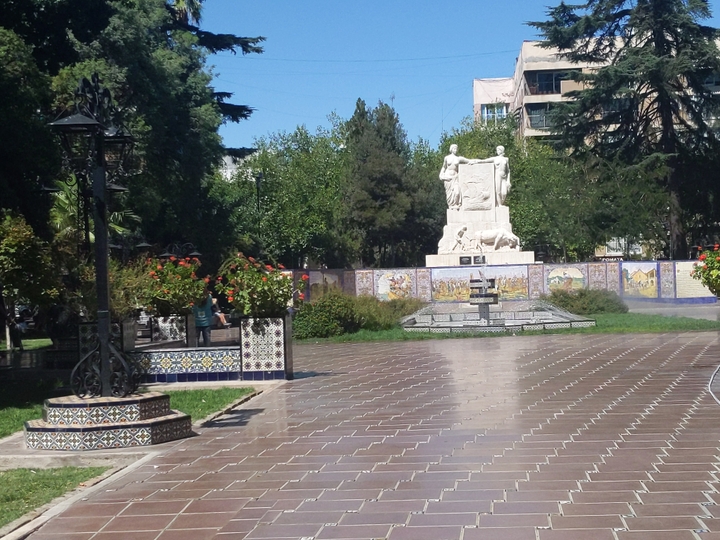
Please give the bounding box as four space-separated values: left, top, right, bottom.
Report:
193 294 214 328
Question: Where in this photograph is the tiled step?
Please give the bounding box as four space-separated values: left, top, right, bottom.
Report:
40 392 171 426
25 411 192 451
24 392 192 451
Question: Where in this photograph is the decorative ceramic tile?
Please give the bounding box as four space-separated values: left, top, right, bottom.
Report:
659 261 675 298
355 270 374 297
606 262 621 293
25 392 192 451
41 393 171 426
416 269 432 302
241 318 286 373
343 271 356 296
588 263 607 290
621 261 658 298
527 264 545 299
544 263 588 292
374 269 417 301
131 348 243 375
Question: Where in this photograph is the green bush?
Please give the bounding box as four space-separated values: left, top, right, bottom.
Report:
543 288 628 315
353 296 427 331
293 293 427 339
293 292 360 339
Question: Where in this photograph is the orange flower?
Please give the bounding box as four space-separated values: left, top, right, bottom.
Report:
703 264 708 270
170 256 176 261
715 244 719 250
157 264 163 270
716 257 720 262
262 277 268 282
699 253 707 261
191 272 197 279
248 256 255 262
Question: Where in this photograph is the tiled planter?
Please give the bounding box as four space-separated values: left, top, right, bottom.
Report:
240 316 293 381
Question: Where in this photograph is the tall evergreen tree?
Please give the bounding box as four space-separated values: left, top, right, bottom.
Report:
343 99 413 267
530 0 720 258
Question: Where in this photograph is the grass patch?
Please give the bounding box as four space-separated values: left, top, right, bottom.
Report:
0 467 109 528
164 387 255 422
296 312 720 343
0 381 67 439
0 338 53 351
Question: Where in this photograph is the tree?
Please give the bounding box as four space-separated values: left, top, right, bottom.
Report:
530 0 720 259
0 213 59 309
240 125 349 268
343 99 415 267
0 28 59 235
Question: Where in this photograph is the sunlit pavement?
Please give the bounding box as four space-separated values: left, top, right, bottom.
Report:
23 331 720 540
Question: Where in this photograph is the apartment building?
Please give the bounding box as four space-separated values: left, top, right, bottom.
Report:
474 41 595 137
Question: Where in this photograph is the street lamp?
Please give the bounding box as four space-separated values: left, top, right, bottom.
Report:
159 242 202 259
255 172 263 213
49 74 138 398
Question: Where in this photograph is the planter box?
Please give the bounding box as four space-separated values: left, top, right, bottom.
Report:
240 316 293 380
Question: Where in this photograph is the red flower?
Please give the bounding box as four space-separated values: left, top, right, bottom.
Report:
703 264 709 270
698 246 703 251
262 277 268 282
278 264 285 269
170 256 176 261
301 274 309 281
157 264 163 270
298 292 305 300
266 264 274 271
248 256 256 262
228 296 234 302
699 254 707 261
716 257 720 262
216 276 222 282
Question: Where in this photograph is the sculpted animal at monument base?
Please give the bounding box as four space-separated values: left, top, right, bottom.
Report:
472 228 520 252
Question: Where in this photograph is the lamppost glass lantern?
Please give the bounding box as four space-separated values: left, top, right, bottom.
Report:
49 74 138 398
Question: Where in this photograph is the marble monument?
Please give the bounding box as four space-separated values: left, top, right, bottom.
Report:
426 145 535 267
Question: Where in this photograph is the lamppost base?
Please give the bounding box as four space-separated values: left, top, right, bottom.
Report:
24 392 192 451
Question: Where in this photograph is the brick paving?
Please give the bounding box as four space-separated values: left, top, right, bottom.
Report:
22 331 720 539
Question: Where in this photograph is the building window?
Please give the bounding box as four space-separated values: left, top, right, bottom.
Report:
525 70 579 95
526 103 555 129
480 103 508 124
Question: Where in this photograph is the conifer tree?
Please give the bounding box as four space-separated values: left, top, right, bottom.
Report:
531 0 720 258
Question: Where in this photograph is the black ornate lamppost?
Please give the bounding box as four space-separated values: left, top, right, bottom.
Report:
49 74 138 398
159 242 202 259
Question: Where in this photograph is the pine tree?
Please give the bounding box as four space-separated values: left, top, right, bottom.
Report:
530 0 720 258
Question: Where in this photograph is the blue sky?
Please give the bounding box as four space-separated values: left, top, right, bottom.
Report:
202 0 720 151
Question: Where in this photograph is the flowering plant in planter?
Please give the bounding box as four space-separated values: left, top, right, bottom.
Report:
691 244 720 296
216 253 304 318
143 256 208 316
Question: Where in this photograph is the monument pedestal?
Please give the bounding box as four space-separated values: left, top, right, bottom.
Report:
426 250 535 267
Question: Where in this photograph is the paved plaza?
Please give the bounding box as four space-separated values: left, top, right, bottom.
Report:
15 330 720 540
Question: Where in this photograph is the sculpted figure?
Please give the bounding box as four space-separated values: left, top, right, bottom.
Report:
439 144 478 210
473 228 520 251
477 145 511 206
451 225 470 252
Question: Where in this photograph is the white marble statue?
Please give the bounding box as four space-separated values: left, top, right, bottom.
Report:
439 144 478 210
477 145 511 207
472 228 520 251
